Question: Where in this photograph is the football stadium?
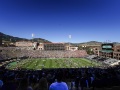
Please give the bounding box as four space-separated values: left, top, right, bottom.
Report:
0 42 120 90
0 47 101 70
1 0 120 90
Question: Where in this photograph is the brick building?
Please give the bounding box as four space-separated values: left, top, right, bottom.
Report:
99 43 120 60
16 41 33 47
113 44 120 60
15 41 78 51
37 43 44 50
44 43 65 50
79 44 101 55
99 43 114 58
65 45 78 51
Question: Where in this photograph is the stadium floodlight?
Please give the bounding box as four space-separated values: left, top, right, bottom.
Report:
68 35 72 59
32 33 34 38
31 33 35 43
69 35 72 39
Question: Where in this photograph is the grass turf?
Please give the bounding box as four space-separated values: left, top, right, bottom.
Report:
6 58 101 70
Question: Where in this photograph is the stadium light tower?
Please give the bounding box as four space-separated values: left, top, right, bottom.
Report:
32 33 34 37
68 35 71 58
69 35 71 47
32 33 34 42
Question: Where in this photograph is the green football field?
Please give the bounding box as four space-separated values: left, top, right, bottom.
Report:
6 58 101 70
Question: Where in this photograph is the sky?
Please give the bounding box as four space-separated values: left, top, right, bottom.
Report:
0 0 120 43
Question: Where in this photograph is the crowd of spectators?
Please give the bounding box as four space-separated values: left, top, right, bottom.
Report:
1 47 120 90
0 65 120 90
0 47 87 60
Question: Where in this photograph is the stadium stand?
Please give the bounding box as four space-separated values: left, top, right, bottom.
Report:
0 65 120 90
86 55 120 67
86 55 97 60
0 47 87 59
1 47 120 90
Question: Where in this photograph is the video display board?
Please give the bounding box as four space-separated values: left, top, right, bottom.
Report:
101 43 114 53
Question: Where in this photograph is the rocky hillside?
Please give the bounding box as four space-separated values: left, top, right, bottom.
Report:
0 32 51 43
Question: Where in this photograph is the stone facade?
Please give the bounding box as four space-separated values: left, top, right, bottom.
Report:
79 44 101 56
44 43 65 50
15 42 79 51
15 41 33 47
65 45 78 51
37 43 44 50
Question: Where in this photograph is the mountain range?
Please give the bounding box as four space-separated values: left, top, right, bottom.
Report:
0 32 51 43
0 32 119 45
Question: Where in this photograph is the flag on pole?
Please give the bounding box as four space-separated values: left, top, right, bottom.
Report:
69 35 71 39
32 33 34 38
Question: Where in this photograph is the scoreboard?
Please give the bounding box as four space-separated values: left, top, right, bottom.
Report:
101 43 114 53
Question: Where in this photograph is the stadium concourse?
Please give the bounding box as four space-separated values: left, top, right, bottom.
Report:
0 47 120 90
